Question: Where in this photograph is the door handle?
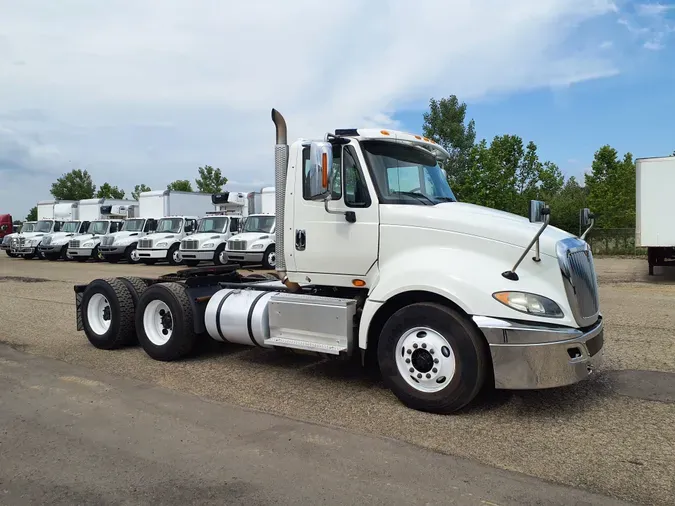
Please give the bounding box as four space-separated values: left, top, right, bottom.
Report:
295 229 306 251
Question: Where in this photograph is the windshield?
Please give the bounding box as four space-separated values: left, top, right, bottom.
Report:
198 217 228 234
243 216 275 233
61 221 80 233
122 219 145 232
21 223 35 233
360 140 456 205
87 221 109 235
156 218 183 233
35 220 54 233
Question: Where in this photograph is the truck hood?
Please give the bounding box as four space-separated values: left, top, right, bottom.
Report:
73 234 105 243
381 202 575 256
46 232 79 241
185 233 224 244
108 231 143 241
230 232 272 243
19 232 48 239
146 233 179 243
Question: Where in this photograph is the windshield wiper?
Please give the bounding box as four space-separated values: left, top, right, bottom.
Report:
392 191 435 205
435 196 456 202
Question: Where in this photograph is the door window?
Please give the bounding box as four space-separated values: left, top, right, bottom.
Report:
343 146 371 208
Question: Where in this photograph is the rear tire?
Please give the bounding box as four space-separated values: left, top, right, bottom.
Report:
377 302 488 414
135 282 197 361
81 278 136 350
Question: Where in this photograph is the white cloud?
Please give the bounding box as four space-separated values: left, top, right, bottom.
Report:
0 0 625 218
636 3 675 17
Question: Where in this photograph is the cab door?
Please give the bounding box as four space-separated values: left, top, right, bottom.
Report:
292 141 379 276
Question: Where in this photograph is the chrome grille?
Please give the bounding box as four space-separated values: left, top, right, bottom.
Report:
556 238 600 327
42 236 52 246
101 235 115 246
138 238 153 249
69 239 81 248
181 239 199 250
227 239 247 251
14 237 26 247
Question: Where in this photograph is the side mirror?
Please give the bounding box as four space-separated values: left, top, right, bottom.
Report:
580 208 595 227
307 141 333 199
579 208 596 241
529 200 546 223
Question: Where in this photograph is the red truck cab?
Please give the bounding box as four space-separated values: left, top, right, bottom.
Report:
0 214 12 240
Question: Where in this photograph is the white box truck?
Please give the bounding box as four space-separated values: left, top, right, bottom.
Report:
138 190 214 218
73 108 604 415
636 155 675 275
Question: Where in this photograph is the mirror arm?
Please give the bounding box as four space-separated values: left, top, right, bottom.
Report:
502 211 550 281
580 216 595 241
324 195 356 223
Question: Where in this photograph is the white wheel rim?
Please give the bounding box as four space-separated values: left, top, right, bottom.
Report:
130 249 139 262
87 293 112 336
268 251 276 267
219 251 227 264
143 300 173 346
173 250 181 263
395 326 456 393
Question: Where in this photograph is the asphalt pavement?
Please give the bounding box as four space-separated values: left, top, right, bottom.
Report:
0 344 634 506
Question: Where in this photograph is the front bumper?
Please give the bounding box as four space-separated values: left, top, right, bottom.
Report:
39 244 66 254
99 245 128 255
180 249 216 261
0 243 11 251
68 247 93 257
225 250 263 263
138 248 169 259
474 315 604 390
12 246 38 255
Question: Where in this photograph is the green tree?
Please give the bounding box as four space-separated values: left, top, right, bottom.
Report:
26 206 37 221
167 179 193 192
195 165 228 193
131 184 151 200
422 96 476 197
50 169 96 200
96 182 125 199
584 145 635 228
549 176 588 234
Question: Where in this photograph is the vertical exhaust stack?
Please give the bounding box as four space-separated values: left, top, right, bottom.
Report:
271 108 290 280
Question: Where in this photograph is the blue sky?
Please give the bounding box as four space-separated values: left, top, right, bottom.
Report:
1 0 675 218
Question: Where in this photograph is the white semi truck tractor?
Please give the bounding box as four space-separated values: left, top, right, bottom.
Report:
73 109 604 415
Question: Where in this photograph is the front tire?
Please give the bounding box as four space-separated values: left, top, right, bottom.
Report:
262 245 276 270
213 244 227 265
377 302 488 414
167 243 181 266
125 243 141 264
135 282 197 361
80 278 136 350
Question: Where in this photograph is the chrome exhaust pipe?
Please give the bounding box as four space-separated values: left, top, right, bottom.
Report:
271 108 289 280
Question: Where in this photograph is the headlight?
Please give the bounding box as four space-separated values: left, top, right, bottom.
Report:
156 242 168 248
82 242 94 248
202 243 214 249
251 244 264 249
492 291 563 318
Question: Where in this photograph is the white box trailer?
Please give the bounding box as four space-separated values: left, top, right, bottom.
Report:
246 187 275 215
636 155 675 275
78 198 138 222
54 202 79 221
138 190 214 218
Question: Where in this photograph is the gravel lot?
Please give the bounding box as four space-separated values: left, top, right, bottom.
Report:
1 254 674 505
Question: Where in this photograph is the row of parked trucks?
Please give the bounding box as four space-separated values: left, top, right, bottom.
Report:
1 188 278 268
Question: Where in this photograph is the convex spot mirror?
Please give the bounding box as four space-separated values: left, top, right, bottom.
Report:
307 141 333 199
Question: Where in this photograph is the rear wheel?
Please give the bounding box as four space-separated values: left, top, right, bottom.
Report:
377 302 488 414
80 278 136 349
135 282 197 361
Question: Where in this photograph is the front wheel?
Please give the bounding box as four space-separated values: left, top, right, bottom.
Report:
377 302 489 414
213 244 228 265
167 243 181 266
5 250 18 258
125 243 141 264
262 245 276 270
